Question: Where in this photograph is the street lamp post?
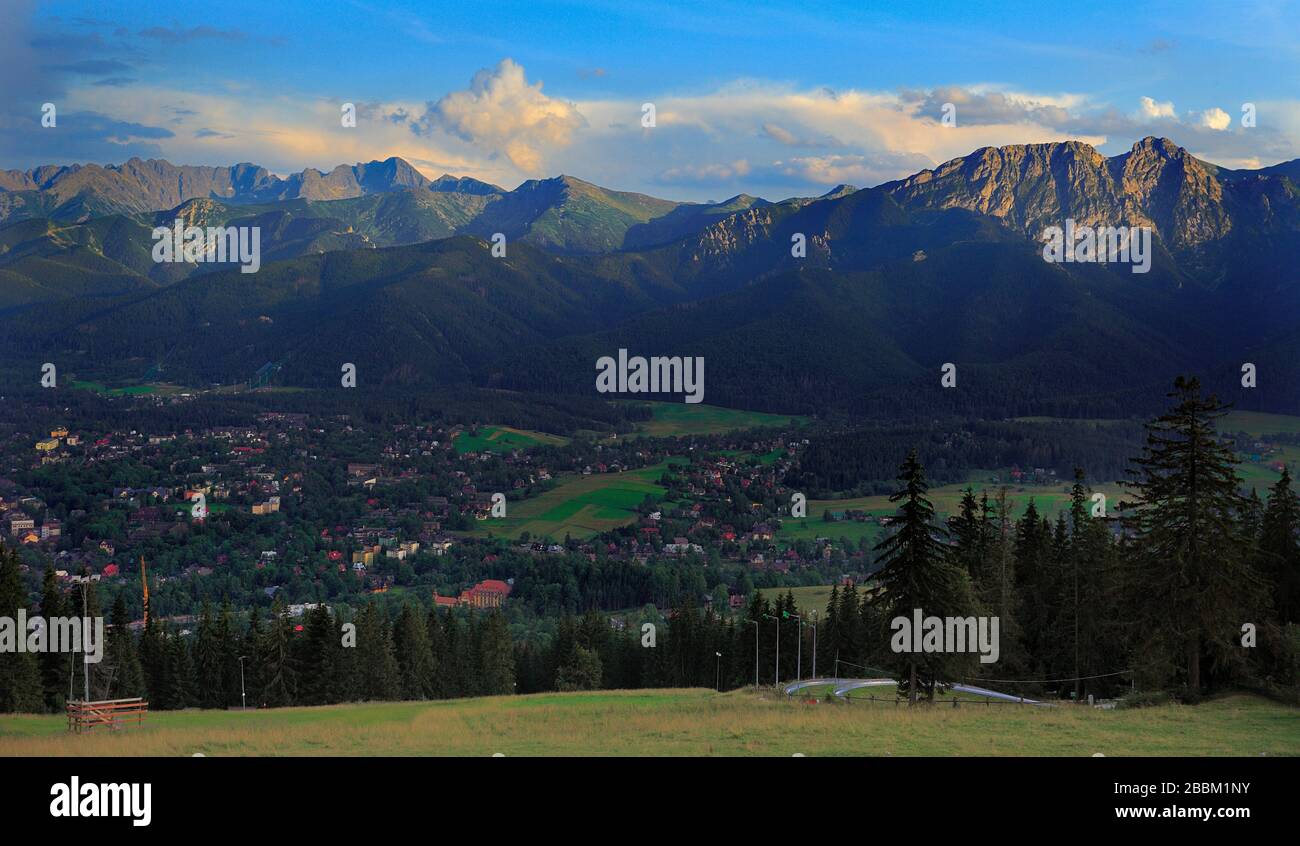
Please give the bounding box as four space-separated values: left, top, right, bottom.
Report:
793 613 803 681
237 655 248 710
810 610 818 680
763 614 780 686
715 651 722 692
744 619 759 688
70 576 90 703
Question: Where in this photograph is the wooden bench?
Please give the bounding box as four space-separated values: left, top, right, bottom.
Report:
67 697 149 733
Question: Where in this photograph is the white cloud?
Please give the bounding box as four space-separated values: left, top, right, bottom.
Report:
1138 96 1177 120
421 58 585 173
1198 107 1231 130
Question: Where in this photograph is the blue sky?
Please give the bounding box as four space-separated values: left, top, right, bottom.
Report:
5 0 1299 200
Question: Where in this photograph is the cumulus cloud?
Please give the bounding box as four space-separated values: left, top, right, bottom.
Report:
418 58 586 173
901 86 1073 127
1199 107 1232 130
1138 96 1177 120
760 122 828 147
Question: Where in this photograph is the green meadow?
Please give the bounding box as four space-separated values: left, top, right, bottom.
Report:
464 461 681 541
631 402 807 437
1222 411 1300 437
71 381 160 396
1 689 1293 757
778 481 1130 543
756 584 839 615
453 425 570 454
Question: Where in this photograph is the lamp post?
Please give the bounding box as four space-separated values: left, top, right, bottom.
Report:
784 610 804 681
237 655 248 710
70 575 90 703
763 614 780 686
715 651 722 692
810 611 818 680
744 619 759 688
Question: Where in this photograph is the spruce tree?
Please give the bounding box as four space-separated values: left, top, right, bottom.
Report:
193 601 224 708
393 603 436 699
1120 377 1265 693
354 602 399 701
240 610 263 707
0 545 43 712
818 584 839 678
1259 468 1300 624
871 449 977 704
297 603 341 705
38 565 70 710
106 594 144 699
257 599 297 707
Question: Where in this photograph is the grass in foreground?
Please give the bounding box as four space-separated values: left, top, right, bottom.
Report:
1 689 1294 757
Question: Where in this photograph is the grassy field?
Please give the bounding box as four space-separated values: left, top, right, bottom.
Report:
795 682 1022 703
453 425 570 455
631 402 807 437
1222 411 1300 437
71 380 161 396
756 585 839 615
779 481 1130 543
463 461 680 541
1 689 1294 756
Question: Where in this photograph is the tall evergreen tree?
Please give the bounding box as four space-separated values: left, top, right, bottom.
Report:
1259 468 1300 624
393 603 436 699
818 584 840 679
163 629 196 710
476 611 515 696
297 603 341 705
871 449 977 704
106 594 144 700
38 565 69 710
354 602 398 701
1121 377 1265 692
257 599 297 707
0 545 43 712
193 601 225 709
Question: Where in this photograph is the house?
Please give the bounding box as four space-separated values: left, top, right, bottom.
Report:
251 496 280 515
440 579 513 609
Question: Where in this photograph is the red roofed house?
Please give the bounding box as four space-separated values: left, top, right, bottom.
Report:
459 579 512 609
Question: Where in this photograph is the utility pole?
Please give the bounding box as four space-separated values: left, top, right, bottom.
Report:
238 655 248 710
715 651 722 692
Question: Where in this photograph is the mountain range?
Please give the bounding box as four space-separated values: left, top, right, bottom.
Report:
1 137 1297 418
